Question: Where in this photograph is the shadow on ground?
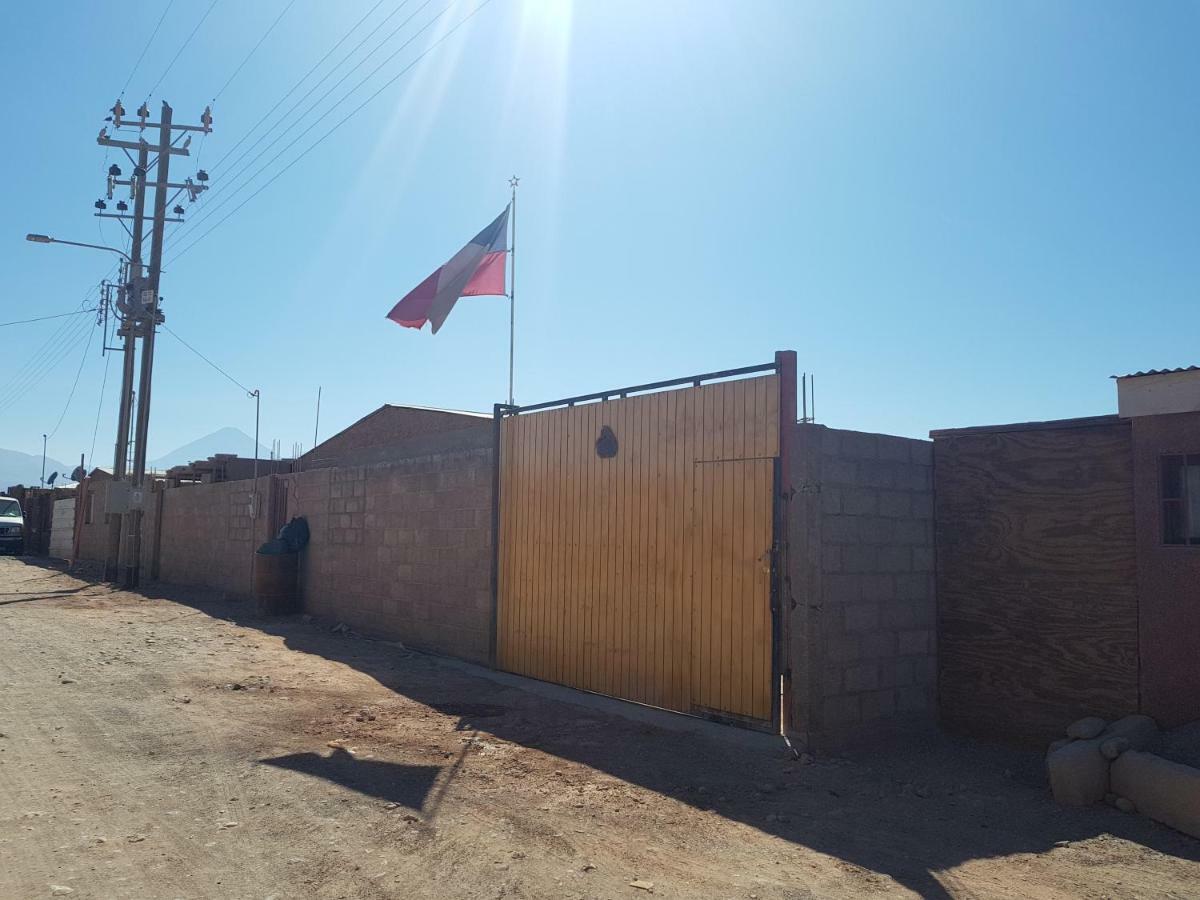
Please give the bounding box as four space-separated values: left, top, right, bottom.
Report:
32 562 1200 899
262 746 441 810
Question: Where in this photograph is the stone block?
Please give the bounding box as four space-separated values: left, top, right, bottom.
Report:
1100 715 1161 752
824 515 859 544
842 487 879 517
844 602 879 632
856 460 897 489
856 516 894 545
896 685 932 712
879 658 915 688
877 545 913 573
911 547 935 572
823 573 862 605
1111 751 1200 839
843 663 879 692
859 574 895 603
860 631 898 660
821 487 842 515
823 695 861 729
877 491 911 519
821 544 842 573
877 436 912 463
825 634 862 663
860 689 897 721
898 629 932 656
910 441 933 466
1048 738 1109 806
842 545 879 574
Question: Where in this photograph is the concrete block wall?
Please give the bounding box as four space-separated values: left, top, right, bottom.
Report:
284 446 494 663
787 424 936 748
75 478 111 563
146 477 273 598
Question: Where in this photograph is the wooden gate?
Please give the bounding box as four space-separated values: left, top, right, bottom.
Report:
493 360 787 726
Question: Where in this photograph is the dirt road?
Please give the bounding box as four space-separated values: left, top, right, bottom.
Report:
0 558 1197 899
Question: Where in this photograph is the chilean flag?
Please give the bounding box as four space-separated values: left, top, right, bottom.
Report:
386 206 510 333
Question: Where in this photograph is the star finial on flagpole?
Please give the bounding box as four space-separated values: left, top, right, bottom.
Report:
508 175 520 189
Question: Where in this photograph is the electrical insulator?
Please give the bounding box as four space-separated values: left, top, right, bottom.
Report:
94 199 107 210
116 201 128 212
106 176 115 200
201 105 213 130
108 163 121 177
111 99 124 127
196 169 209 182
173 205 185 216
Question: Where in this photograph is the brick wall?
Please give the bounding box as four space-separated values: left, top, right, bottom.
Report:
302 406 489 468
145 477 274 598
787 424 936 748
283 446 494 663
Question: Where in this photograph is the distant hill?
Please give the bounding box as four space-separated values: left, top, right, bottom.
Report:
0 448 73 492
150 427 267 471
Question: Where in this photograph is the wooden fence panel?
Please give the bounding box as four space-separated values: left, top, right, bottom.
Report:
497 375 779 722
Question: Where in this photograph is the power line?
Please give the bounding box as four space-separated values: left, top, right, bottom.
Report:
206 0 390 173
145 0 220 100
47 317 99 440
88 351 113 469
202 0 422 199
212 0 300 103
168 0 496 263
161 323 254 395
120 0 176 97
0 308 98 329
0 313 98 416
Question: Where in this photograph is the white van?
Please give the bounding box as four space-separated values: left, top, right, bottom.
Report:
0 496 24 554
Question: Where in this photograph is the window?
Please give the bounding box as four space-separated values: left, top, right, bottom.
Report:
1161 455 1200 546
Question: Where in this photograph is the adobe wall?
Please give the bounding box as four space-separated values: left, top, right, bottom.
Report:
787 424 937 749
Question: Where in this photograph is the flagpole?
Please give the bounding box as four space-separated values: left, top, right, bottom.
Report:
508 175 519 406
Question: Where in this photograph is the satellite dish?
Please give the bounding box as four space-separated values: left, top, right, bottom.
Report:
71 465 87 482
47 472 58 486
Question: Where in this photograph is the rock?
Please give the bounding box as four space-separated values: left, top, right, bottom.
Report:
126 834 146 843
1101 715 1160 752
1101 737 1131 760
1115 797 1136 813
1048 738 1071 754
581 863 596 872
59 677 75 685
49 887 73 896
629 880 655 892
1111 751 1200 839
1066 717 1107 740
218 821 239 829
1047 738 1109 806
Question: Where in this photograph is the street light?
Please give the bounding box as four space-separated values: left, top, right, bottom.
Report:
26 232 131 262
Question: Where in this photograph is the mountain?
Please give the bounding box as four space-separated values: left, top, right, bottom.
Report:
150 427 268 471
0 448 73 492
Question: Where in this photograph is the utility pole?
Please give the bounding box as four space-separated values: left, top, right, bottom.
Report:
97 99 211 587
104 140 148 582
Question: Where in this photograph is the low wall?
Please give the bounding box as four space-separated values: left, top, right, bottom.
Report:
284 446 493 663
145 477 274 598
788 424 937 748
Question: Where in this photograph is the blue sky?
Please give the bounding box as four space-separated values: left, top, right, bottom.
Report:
2 0 1197 467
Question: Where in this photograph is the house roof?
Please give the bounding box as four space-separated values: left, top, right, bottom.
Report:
1111 366 1200 379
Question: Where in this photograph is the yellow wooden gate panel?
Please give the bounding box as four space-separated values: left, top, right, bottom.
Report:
497 374 779 722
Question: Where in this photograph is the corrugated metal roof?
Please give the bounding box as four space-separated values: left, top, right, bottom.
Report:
1111 366 1200 379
